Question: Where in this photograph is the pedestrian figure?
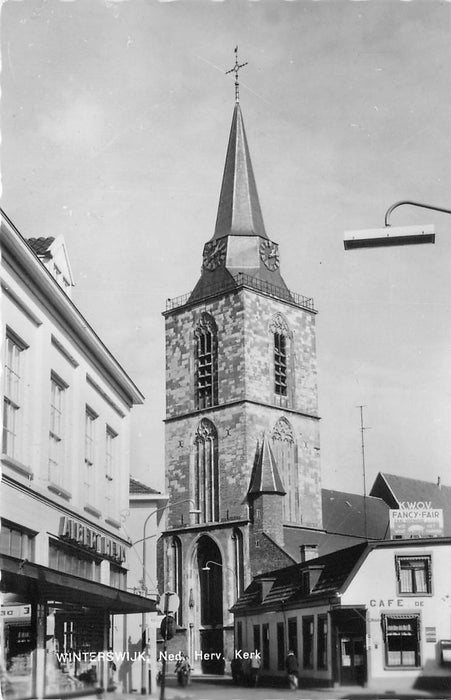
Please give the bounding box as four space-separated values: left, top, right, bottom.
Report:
249 651 261 687
230 656 243 685
285 649 299 690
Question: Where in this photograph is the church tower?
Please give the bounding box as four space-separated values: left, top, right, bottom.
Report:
159 79 322 670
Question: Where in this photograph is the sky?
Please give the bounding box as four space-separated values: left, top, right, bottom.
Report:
2 0 451 495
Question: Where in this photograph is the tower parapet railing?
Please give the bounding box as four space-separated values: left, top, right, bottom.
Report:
165 272 316 313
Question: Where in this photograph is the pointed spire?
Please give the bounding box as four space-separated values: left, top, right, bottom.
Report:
213 104 268 240
248 436 286 496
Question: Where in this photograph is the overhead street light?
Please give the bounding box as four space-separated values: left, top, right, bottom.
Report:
344 200 451 250
202 559 238 600
132 498 200 695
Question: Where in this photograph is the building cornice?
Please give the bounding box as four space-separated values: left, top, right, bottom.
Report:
165 398 320 424
1 209 144 407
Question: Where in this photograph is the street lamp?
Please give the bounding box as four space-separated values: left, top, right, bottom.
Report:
133 498 200 695
343 200 450 250
202 560 238 600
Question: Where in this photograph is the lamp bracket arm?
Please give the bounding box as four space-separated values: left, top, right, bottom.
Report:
385 200 451 227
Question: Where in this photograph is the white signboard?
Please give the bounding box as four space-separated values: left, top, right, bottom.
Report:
389 506 444 539
158 592 180 615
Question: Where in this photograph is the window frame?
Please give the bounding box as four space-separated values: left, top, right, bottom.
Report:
48 372 69 485
84 407 98 507
274 331 288 396
0 519 36 561
302 615 314 669
194 314 218 410
2 329 28 459
382 614 421 669
395 555 432 596
193 419 219 523
317 614 328 669
104 425 118 518
287 617 298 659
277 621 285 671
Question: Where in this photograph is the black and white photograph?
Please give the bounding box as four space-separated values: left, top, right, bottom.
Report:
1 1 450 699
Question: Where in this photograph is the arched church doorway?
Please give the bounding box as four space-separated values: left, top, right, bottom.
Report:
196 535 224 673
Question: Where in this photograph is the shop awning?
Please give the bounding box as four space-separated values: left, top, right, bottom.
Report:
1 555 157 614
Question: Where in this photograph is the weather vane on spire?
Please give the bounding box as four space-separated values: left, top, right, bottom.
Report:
225 46 248 103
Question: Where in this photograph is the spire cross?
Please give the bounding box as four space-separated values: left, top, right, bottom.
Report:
225 46 248 103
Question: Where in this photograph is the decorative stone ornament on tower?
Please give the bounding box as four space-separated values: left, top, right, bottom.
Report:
158 51 322 673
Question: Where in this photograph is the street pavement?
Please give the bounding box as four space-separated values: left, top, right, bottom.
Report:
112 675 451 700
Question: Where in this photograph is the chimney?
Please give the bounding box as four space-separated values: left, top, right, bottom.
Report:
299 544 318 562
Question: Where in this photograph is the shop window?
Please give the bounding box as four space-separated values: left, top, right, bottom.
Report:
2 330 28 459
0 520 35 561
45 603 104 694
0 592 34 700
110 563 127 590
287 617 298 658
194 313 218 409
49 372 68 485
193 419 219 523
302 616 314 669
317 615 328 669
49 540 101 581
262 623 270 670
383 614 420 668
277 621 285 671
395 555 431 595
104 426 118 518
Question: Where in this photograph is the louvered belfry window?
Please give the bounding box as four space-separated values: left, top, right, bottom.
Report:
195 314 217 409
274 332 287 396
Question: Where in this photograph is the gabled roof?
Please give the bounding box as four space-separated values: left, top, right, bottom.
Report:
248 436 285 496
370 472 451 535
231 542 367 614
129 476 161 496
282 489 390 559
213 103 267 240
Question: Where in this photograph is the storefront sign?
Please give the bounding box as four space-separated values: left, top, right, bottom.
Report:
1 605 31 619
59 517 126 563
425 627 437 643
389 505 444 539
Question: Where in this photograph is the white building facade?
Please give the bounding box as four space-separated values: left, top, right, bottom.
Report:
232 538 451 693
1 211 157 700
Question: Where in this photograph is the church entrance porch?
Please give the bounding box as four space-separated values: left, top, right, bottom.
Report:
196 536 224 673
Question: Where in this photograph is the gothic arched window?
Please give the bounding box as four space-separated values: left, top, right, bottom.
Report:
194 313 218 410
193 419 219 523
171 537 183 625
271 417 299 522
269 314 291 400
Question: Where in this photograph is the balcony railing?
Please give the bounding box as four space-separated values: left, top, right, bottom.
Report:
166 272 315 313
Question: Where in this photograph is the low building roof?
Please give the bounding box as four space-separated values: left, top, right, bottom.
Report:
231 542 367 614
282 488 390 558
129 476 161 495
